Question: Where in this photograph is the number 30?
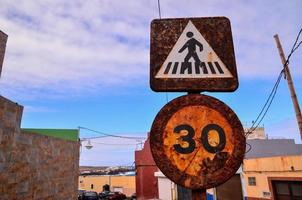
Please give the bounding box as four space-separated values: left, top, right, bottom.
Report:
173 123 226 154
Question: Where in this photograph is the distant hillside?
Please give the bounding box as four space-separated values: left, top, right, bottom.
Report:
79 166 135 175
80 166 108 171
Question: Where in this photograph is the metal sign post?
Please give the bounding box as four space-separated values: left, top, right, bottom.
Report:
192 189 207 200
189 92 207 200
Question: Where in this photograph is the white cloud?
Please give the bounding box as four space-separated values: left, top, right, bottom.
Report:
0 0 301 99
24 105 58 113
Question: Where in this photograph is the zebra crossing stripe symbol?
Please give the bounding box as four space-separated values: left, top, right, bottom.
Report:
156 21 233 78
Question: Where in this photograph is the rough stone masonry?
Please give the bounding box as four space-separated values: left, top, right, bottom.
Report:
0 31 80 200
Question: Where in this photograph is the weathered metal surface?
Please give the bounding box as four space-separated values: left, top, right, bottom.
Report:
150 94 246 189
150 17 238 92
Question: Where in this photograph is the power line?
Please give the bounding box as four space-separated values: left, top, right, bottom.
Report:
246 142 252 153
79 126 146 140
293 41 302 52
91 141 139 146
157 0 162 19
292 28 302 53
81 135 108 140
245 70 284 136
246 27 302 136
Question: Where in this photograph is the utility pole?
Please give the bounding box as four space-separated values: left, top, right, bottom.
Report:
274 34 302 141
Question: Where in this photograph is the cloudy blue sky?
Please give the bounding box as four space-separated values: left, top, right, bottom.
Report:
0 0 301 166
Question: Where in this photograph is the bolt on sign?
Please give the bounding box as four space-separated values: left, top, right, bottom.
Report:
150 94 246 189
150 17 238 92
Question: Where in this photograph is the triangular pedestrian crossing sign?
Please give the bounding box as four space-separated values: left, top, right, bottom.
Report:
155 21 233 78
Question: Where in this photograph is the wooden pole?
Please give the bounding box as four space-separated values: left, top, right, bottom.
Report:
192 189 207 200
274 34 302 141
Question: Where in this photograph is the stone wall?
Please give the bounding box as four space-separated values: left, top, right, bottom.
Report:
0 30 8 77
0 96 80 199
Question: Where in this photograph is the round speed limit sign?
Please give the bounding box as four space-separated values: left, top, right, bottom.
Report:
150 94 246 189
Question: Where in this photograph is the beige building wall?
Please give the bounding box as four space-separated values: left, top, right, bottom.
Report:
245 127 266 140
79 175 136 197
243 155 302 199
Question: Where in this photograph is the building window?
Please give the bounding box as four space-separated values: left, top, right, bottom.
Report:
91 184 94 189
263 191 271 198
248 177 256 186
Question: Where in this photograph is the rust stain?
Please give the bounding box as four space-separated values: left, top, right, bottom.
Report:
207 52 213 62
201 152 230 174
